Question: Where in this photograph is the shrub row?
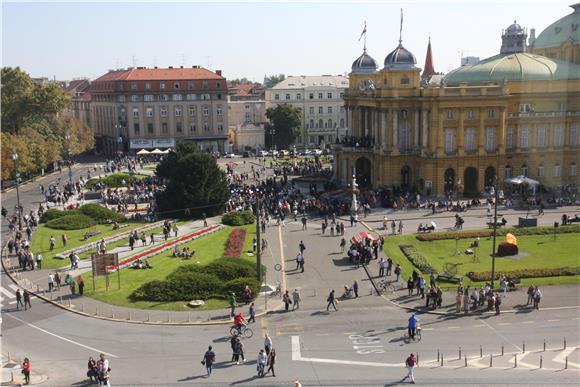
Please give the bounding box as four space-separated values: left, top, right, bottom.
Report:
131 258 266 302
415 225 580 241
40 208 78 223
224 228 247 258
84 173 136 190
467 267 580 282
399 244 438 274
77 203 125 224
222 210 255 226
46 214 94 230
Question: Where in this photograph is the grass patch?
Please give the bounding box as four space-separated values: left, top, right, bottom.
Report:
82 224 257 311
384 232 580 286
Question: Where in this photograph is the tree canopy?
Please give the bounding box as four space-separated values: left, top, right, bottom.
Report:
155 143 230 218
263 74 285 88
265 103 302 149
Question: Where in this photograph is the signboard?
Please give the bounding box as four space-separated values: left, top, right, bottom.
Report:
130 139 153 149
91 253 118 276
152 138 175 148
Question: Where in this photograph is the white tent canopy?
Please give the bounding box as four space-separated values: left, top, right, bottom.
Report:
150 148 164 154
161 149 171 154
504 175 540 187
136 149 150 155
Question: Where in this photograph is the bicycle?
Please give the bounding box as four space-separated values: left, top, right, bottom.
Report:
376 279 395 294
230 325 254 339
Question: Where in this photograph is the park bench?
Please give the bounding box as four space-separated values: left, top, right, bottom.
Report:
487 222 505 229
112 223 130 231
436 273 463 283
83 230 101 241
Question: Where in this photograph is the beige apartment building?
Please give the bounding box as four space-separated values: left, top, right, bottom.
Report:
227 83 267 152
89 66 228 155
265 75 349 148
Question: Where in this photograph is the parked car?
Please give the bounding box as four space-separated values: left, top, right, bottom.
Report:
258 150 269 157
223 152 236 158
269 150 279 157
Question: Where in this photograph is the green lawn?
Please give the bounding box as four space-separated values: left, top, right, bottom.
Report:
384 232 580 287
31 222 148 269
82 224 257 311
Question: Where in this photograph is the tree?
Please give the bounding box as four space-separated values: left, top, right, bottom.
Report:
230 77 253 85
265 103 302 149
155 143 230 218
263 74 285 88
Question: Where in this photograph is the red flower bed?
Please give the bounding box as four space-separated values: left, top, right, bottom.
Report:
224 228 247 258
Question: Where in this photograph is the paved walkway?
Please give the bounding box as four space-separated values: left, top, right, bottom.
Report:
0 354 48 386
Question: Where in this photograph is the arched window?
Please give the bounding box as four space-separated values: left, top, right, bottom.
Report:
328 119 332 128
504 165 512 178
318 119 323 129
309 119 314 129
537 164 544 178
340 118 345 128
522 164 528 177
553 164 561 177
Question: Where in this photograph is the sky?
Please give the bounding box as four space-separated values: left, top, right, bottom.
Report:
1 0 574 82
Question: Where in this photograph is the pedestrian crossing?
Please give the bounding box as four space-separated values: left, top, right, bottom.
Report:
0 283 37 308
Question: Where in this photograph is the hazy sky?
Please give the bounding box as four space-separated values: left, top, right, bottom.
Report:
1 0 573 82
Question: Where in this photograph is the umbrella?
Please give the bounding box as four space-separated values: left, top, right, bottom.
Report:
504 175 540 187
136 149 150 155
161 149 171 154
350 231 375 244
150 148 164 155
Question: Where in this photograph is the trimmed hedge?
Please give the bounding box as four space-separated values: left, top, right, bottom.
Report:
224 277 261 300
46 214 95 230
399 244 438 274
84 173 135 190
222 210 255 226
78 204 125 224
467 267 580 282
416 225 580 241
197 258 255 281
224 228 247 258
40 208 79 223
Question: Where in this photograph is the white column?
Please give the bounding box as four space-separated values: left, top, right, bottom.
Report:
422 110 429 147
414 110 420 147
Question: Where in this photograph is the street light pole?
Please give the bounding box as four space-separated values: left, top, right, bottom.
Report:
490 178 499 289
11 149 22 231
270 128 276 151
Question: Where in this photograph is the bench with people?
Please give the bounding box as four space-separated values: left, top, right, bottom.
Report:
172 245 195 259
562 214 580 225
417 223 435 233
83 230 101 240
487 217 507 229
131 258 152 269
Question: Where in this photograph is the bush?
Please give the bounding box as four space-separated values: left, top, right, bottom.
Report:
196 258 254 280
130 280 176 302
84 173 135 190
78 204 125 224
222 277 261 301
40 208 80 223
222 210 255 226
224 228 247 258
467 267 580 282
131 272 222 302
46 214 94 230
415 225 580 241
399 245 438 274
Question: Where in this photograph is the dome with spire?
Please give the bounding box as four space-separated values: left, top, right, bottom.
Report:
352 50 378 73
384 42 417 69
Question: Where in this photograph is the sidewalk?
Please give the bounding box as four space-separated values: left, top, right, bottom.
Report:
1 354 48 386
5 218 283 325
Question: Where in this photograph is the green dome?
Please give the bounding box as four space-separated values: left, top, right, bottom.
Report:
534 4 579 49
444 52 580 84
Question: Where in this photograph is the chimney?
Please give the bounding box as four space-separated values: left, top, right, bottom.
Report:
154 66 158 69
169 66 173 69
180 65 184 68
216 70 222 76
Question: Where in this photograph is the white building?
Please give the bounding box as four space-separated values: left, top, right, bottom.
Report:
265 75 349 148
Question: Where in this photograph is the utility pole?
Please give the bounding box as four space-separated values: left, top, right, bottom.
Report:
256 195 262 282
11 149 22 231
490 178 499 289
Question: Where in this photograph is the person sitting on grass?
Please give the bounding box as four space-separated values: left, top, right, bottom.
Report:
172 246 181 257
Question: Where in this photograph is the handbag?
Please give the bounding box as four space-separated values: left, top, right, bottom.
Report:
201 360 206 365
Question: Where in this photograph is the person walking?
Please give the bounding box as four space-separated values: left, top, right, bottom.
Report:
248 302 256 323
526 284 534 305
77 276 85 296
299 241 306 254
15 288 23 310
340 237 346 253
386 257 393 276
292 289 301 310
391 220 396 235
398 220 404 234
283 290 292 311
404 353 416 384
35 253 42 270
235 338 245 365
266 348 277 377
326 289 338 311
378 258 385 277
48 273 54 292
229 292 237 317
353 280 359 298
299 254 305 273
408 314 419 340
257 349 267 377
264 334 273 355
494 292 502 315
202 345 216 377
23 289 31 310
230 336 238 362
22 357 31 385
533 286 542 310
394 264 401 282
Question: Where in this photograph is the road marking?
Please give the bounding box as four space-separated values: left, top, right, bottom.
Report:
4 313 118 358
447 326 460 329
9 297 36 305
547 319 560 322
315 333 330 336
478 319 522 352
421 328 434 331
277 226 287 293
472 324 486 328
522 321 535 324
8 284 20 292
0 287 13 298
497 322 512 326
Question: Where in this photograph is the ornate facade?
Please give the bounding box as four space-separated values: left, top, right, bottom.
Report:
335 9 580 197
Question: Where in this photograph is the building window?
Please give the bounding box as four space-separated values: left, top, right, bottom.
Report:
203 106 209 116
318 119 323 129
202 80 208 89
188 107 196 116
401 110 408 118
537 165 544 178
506 127 514 149
569 124 579 145
327 119 332 128
505 165 512 178
536 127 547 148
147 123 153 133
176 122 182 132
245 112 251 123
188 80 194 90
340 92 345 99
340 118 345 128
218 124 223 131
309 93 314 99
118 95 126 102
297 93 302 100
464 128 476 152
134 123 140 134
309 119 314 129
485 127 496 152
318 106 323 114
488 109 495 118
519 103 532 113
190 123 196 132
285 94 291 100
175 107 182 117
145 82 151 90
160 82 165 89
172 94 183 101
327 92 332 99
217 105 223 116
203 123 209 132
520 127 530 148
132 108 139 118
340 106 346 113
160 94 169 101
160 107 167 117
468 110 475 119
216 82 221 89
131 95 139 102
553 164 561 177
130 82 137 90
444 128 455 153
146 107 153 117
161 122 168 133
309 107 314 115
447 110 453 119
186 94 197 100
571 162 577 177
328 106 333 114
552 125 563 146
201 93 211 100
144 95 154 102
318 93 323 99
522 164 528 177
274 94 279 100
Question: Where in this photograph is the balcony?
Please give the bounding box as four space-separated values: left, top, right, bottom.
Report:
508 111 580 118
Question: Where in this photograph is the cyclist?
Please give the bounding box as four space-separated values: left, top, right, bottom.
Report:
408 314 420 340
233 312 247 335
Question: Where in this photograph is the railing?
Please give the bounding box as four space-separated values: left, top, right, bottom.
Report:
508 111 580 118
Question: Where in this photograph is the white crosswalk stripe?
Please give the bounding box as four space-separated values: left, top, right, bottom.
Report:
0 287 13 298
0 285 37 307
8 284 20 292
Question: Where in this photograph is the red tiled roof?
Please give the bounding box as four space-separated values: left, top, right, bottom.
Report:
94 67 224 82
228 82 264 97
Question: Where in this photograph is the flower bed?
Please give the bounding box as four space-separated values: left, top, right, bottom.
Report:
224 228 247 258
466 267 580 282
415 225 580 241
399 244 438 274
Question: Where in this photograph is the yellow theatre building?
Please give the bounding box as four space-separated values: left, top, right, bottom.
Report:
335 5 580 197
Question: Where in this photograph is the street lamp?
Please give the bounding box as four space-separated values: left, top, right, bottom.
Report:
270 128 276 151
490 177 499 289
11 149 22 231
65 133 72 185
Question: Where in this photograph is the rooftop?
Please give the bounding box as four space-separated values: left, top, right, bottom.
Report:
271 75 349 89
93 67 224 82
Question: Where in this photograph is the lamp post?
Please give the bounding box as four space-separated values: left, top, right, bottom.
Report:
65 133 72 185
11 149 22 231
351 170 358 214
490 177 499 289
269 128 276 152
